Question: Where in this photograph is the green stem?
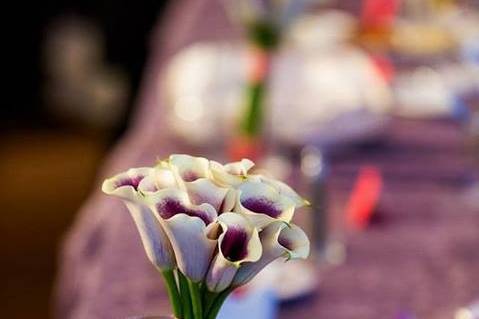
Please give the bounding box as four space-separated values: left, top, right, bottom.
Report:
178 272 193 319
161 269 183 319
206 288 234 319
203 289 217 317
187 279 203 319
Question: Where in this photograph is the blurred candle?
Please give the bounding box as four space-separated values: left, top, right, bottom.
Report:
455 302 479 319
301 146 329 255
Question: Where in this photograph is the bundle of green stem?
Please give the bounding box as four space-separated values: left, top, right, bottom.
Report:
161 269 232 319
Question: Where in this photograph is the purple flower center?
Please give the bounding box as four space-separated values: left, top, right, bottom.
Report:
182 170 199 182
156 199 211 225
221 227 248 262
117 175 144 190
242 197 281 218
278 236 293 251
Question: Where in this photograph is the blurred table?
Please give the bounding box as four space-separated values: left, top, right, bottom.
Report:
280 118 479 319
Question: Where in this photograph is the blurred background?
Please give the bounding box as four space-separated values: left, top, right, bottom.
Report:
2 0 167 316
1 0 478 318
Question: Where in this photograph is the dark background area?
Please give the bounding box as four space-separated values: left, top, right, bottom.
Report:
1 1 167 317
5 0 167 129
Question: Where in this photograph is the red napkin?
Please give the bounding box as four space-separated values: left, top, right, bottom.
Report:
346 166 383 230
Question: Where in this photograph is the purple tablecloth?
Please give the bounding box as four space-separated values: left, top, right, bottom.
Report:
54 1 479 318
279 119 479 319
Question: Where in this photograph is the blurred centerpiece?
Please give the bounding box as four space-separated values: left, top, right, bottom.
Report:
164 2 391 160
102 154 310 319
223 0 315 161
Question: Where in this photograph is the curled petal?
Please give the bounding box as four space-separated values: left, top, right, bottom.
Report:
210 159 255 186
206 213 261 292
147 189 218 282
236 180 295 228
137 166 178 194
185 178 229 212
232 221 310 287
148 188 217 225
102 167 152 201
249 175 310 208
220 188 237 213
124 202 176 270
162 214 216 282
169 154 210 182
278 223 310 260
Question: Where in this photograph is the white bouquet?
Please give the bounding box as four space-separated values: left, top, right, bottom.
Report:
102 154 310 319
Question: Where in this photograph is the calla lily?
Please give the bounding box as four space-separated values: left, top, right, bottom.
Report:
169 154 211 182
210 158 255 186
101 167 153 201
102 155 311 319
249 174 310 208
206 213 262 292
147 188 217 282
232 220 310 286
124 202 176 270
169 155 236 214
235 179 296 228
137 164 178 194
101 168 176 271
184 178 230 213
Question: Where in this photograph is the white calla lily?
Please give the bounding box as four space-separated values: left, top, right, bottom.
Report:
169 155 234 213
221 188 237 213
102 155 310 317
137 164 178 194
206 213 262 292
233 221 310 286
184 178 230 213
147 188 218 282
249 174 310 208
101 168 176 271
101 167 152 201
235 179 296 228
124 202 176 270
169 154 211 182
210 158 254 186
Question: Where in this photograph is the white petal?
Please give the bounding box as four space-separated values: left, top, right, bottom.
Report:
216 213 262 264
250 174 309 207
278 223 310 260
102 167 152 201
169 154 210 182
220 188 237 213
235 180 295 228
185 178 229 212
210 159 255 186
206 255 239 292
137 166 178 194
163 214 216 282
147 188 217 225
231 222 283 286
124 202 175 270
232 221 310 286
